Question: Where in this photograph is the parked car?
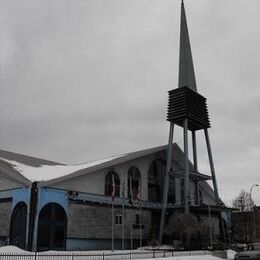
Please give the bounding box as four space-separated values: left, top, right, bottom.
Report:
235 243 260 259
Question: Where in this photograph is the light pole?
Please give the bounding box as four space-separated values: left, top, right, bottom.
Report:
249 184 259 242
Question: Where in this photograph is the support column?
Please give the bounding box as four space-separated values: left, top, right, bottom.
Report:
184 118 189 213
192 131 199 205
28 182 38 251
204 128 220 204
159 122 174 244
192 131 198 172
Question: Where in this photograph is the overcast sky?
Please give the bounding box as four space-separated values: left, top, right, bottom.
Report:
1 0 260 206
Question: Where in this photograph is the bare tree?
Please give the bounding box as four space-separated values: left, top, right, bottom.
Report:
232 190 254 212
165 212 200 249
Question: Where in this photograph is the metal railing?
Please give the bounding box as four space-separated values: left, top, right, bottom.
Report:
0 250 211 260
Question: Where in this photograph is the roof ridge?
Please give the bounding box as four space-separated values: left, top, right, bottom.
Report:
0 149 64 167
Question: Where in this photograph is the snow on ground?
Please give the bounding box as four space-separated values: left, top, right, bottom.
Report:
135 257 222 260
0 246 29 253
0 246 233 259
227 249 236 259
0 155 124 182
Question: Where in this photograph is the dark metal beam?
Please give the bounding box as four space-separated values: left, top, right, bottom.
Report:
184 118 189 213
159 122 174 244
204 129 220 204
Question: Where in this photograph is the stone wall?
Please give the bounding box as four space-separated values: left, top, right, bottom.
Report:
67 201 151 240
0 201 12 239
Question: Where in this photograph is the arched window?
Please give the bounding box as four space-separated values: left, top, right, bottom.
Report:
10 202 27 249
37 203 67 251
128 166 141 200
148 159 165 202
105 171 120 197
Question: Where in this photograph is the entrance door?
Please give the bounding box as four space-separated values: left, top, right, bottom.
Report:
37 203 67 251
10 202 27 249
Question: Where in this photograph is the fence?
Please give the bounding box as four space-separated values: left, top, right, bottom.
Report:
0 250 211 260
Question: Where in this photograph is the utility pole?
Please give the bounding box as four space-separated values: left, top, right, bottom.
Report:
250 184 259 241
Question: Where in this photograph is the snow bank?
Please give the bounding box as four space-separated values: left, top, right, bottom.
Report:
227 249 236 259
0 246 30 253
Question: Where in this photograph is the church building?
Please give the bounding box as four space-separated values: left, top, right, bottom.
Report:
0 144 225 251
0 1 230 252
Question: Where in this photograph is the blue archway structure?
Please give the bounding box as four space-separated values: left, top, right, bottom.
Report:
10 202 27 249
37 203 67 251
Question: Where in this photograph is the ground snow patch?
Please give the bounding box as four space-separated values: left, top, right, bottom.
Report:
227 249 236 259
135 257 221 260
0 246 29 253
0 247 226 260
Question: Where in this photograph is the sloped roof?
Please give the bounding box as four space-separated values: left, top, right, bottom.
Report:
0 143 211 187
0 149 63 185
0 149 62 167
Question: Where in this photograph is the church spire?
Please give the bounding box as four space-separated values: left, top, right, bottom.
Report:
178 1 197 92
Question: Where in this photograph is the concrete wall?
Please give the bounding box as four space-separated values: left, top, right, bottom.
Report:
50 151 214 207
0 201 12 240
199 182 217 206
50 153 160 201
67 201 151 241
0 174 22 191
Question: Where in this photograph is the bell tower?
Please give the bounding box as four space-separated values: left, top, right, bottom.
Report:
159 1 220 243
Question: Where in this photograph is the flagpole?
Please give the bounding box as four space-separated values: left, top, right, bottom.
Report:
122 199 125 250
111 174 115 252
139 203 142 248
129 175 133 250
122 173 125 250
112 200 114 251
139 181 142 249
130 207 133 250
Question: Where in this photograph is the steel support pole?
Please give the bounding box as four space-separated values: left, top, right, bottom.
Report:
159 122 174 244
192 131 199 205
184 118 189 213
192 131 198 172
204 128 219 204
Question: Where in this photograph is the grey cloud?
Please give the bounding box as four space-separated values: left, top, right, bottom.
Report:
1 0 260 205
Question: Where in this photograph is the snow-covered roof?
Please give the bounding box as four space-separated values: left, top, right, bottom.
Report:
0 155 124 182
0 144 211 187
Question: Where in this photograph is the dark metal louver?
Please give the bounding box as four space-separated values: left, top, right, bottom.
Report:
167 86 210 130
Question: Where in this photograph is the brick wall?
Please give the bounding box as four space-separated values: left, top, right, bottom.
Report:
67 201 151 240
0 201 12 238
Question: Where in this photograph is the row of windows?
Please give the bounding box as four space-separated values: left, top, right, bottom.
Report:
104 159 203 205
104 166 141 200
104 160 169 202
115 213 141 225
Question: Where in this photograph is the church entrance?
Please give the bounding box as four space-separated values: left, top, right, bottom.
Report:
37 203 67 251
10 202 27 249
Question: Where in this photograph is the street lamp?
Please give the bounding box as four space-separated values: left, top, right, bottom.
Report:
249 184 259 242
250 184 259 206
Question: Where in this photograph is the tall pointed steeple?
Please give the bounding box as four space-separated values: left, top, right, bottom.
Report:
160 0 221 245
178 1 197 92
